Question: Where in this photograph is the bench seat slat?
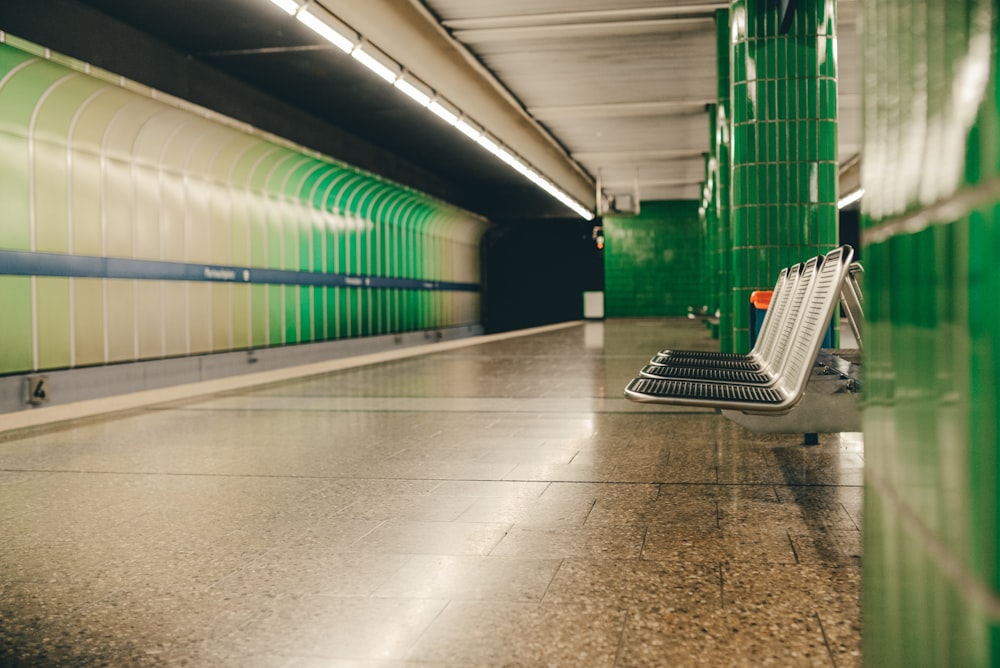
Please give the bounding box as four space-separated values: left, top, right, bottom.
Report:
639 364 773 384
648 355 762 371
625 377 783 405
656 350 748 360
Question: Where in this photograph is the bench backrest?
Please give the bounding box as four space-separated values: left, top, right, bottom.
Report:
777 245 855 397
840 262 864 349
755 263 799 362
760 255 821 377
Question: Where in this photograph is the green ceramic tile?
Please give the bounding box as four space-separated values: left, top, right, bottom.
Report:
283 285 299 343
73 278 105 366
603 201 702 317
232 283 250 350
135 280 164 359
212 283 232 350
104 280 135 363
0 276 33 373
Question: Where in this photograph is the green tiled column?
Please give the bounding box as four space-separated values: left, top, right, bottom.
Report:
862 1 1000 665
715 8 735 351
702 106 719 318
729 0 838 351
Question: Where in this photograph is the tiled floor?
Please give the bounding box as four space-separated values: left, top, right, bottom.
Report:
0 319 862 666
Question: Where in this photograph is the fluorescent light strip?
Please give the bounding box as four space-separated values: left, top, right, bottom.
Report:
428 100 458 126
475 135 499 154
455 119 481 140
481 141 593 220
269 0 299 15
494 147 529 175
297 9 354 53
394 79 431 107
351 45 398 84
838 187 864 209
264 0 594 220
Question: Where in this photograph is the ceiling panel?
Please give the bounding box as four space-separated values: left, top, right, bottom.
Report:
422 0 722 207
540 112 708 154
426 0 726 20
465 31 718 108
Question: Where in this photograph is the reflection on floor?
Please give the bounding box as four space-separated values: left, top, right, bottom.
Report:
0 318 862 666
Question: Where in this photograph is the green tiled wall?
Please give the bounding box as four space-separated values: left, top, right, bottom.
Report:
603 201 703 317
728 0 839 352
862 1 1000 665
0 36 487 375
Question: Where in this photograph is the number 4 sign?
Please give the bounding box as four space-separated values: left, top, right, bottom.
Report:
25 376 50 406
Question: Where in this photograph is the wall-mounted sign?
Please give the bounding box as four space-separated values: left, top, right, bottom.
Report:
25 375 50 406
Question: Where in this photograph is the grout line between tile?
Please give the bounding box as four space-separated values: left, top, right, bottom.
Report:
484 524 515 556
612 611 629 667
714 442 720 484
840 502 861 531
718 563 725 607
538 558 564 604
405 598 455 660
787 530 801 564
348 519 387 547
867 466 1000 620
815 612 837 667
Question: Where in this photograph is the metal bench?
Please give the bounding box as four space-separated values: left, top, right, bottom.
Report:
653 260 863 373
648 264 800 372
641 260 813 383
624 245 855 413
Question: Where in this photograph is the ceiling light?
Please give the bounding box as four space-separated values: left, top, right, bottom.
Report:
269 0 299 15
455 119 481 141
838 187 864 209
394 77 431 106
494 147 530 174
475 135 500 154
297 9 354 53
351 44 398 84
428 100 459 126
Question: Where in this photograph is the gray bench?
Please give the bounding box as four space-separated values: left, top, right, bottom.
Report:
624 245 855 414
641 261 809 383
650 264 797 372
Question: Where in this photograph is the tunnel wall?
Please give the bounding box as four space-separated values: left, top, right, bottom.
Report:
0 35 488 378
481 218 603 333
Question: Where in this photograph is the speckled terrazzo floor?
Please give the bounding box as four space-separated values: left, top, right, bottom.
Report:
0 319 862 667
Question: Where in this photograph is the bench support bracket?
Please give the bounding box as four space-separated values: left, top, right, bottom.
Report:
720 374 860 434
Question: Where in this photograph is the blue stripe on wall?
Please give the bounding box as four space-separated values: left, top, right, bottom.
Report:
0 250 480 292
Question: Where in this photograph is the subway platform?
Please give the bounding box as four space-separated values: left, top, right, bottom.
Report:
0 318 862 666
